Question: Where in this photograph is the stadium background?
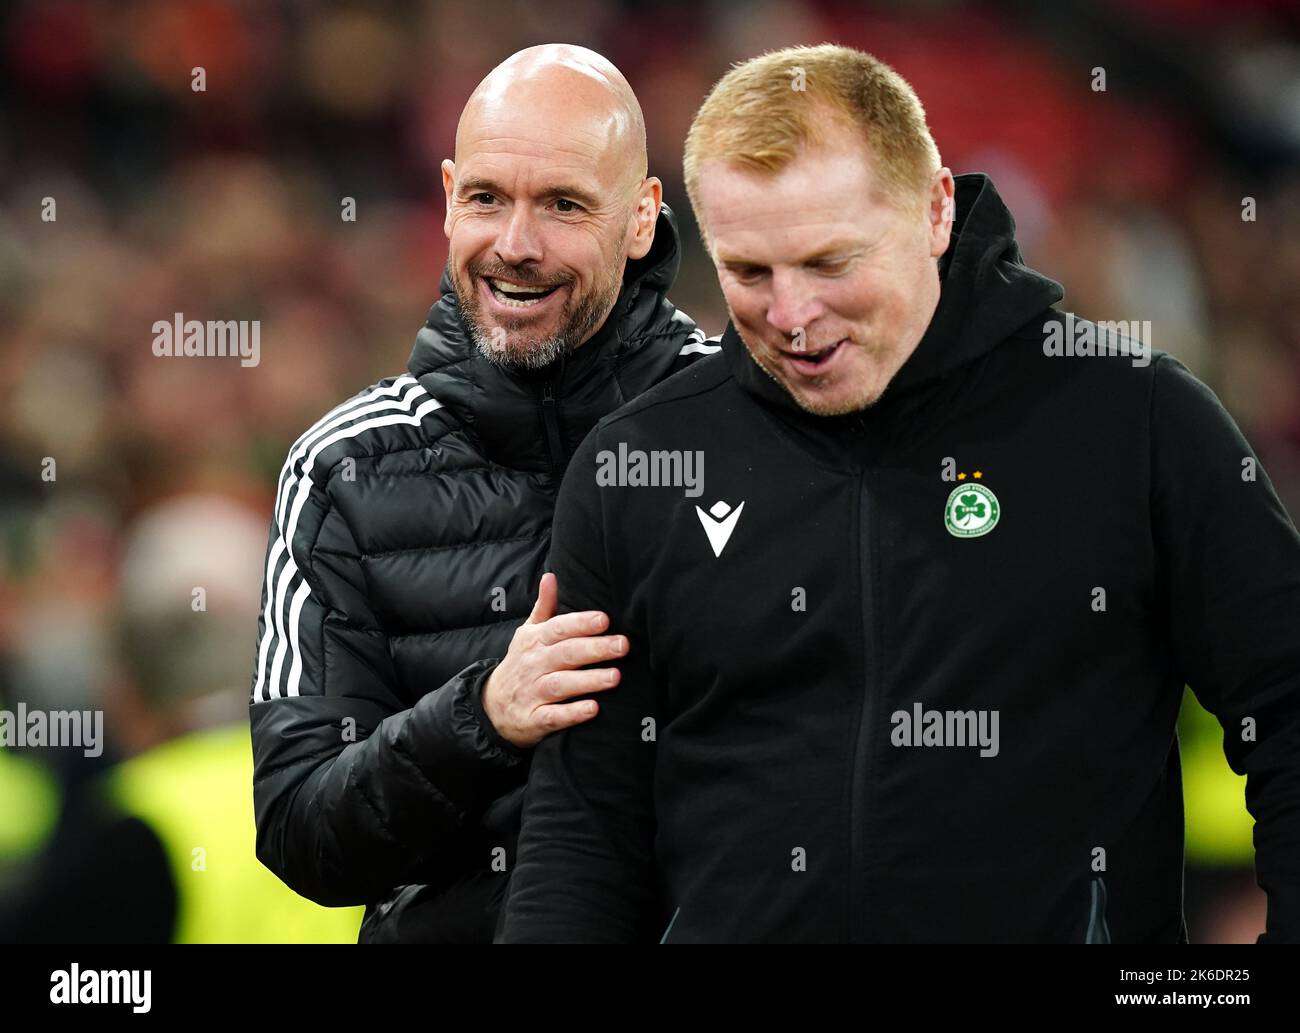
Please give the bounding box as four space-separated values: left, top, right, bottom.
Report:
0 0 1297 942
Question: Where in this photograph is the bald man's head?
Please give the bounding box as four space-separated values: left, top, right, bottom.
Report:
459 45 647 194
442 45 661 370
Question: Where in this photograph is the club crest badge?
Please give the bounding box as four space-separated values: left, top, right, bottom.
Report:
944 481 1000 538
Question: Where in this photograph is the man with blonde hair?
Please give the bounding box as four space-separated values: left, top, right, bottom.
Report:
501 44 1300 942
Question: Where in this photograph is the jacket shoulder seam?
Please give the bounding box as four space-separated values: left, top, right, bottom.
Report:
598 365 735 430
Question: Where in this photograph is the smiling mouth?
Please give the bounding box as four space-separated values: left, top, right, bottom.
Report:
484 276 563 308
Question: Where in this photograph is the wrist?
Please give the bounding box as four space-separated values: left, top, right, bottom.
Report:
468 660 527 760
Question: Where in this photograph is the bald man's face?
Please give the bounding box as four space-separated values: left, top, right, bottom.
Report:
443 72 659 370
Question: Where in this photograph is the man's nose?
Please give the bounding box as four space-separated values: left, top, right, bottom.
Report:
495 204 544 267
766 269 823 338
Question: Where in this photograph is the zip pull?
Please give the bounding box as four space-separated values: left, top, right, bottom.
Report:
538 379 567 482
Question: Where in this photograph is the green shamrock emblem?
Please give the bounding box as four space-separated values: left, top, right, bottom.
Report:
953 493 986 524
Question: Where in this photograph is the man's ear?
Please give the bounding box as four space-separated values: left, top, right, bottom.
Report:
441 159 456 238
929 167 956 259
626 178 663 261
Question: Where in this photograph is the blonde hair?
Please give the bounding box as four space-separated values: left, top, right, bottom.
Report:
683 44 941 238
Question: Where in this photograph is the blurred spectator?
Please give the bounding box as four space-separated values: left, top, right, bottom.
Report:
0 494 364 942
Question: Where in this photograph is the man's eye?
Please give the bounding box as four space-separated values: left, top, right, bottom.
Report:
733 267 766 282
811 259 849 275
470 193 496 205
554 198 582 213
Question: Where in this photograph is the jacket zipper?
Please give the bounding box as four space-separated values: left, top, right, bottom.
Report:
1085 876 1112 943
538 380 568 483
848 469 880 942
659 906 681 944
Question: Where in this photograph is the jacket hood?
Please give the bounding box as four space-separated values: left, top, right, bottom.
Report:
407 203 690 475
722 173 1064 421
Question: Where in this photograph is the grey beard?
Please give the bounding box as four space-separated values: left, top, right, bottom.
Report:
454 269 623 373
469 324 571 370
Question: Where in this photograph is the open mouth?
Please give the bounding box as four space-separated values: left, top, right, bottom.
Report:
484 276 563 309
784 338 847 374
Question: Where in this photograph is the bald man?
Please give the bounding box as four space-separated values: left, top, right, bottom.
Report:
248 45 717 943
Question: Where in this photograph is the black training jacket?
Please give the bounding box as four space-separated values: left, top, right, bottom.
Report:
247 205 716 942
499 174 1300 943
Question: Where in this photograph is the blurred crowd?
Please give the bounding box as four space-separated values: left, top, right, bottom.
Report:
0 0 1297 942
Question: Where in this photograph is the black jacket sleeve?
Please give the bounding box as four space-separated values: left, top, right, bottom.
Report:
249 455 528 907
497 430 662 943
1151 355 1300 943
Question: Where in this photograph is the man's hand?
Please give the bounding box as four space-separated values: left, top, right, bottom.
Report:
481 572 628 748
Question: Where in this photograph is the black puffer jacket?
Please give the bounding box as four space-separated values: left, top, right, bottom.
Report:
247 205 715 942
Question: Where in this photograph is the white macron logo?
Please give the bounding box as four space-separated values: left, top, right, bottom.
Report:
696 500 744 557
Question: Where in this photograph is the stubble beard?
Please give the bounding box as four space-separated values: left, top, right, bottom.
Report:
452 250 626 372
744 338 885 417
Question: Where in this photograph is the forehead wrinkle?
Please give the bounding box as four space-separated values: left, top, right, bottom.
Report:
460 123 634 201
461 147 615 191
469 118 607 146
467 135 604 162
